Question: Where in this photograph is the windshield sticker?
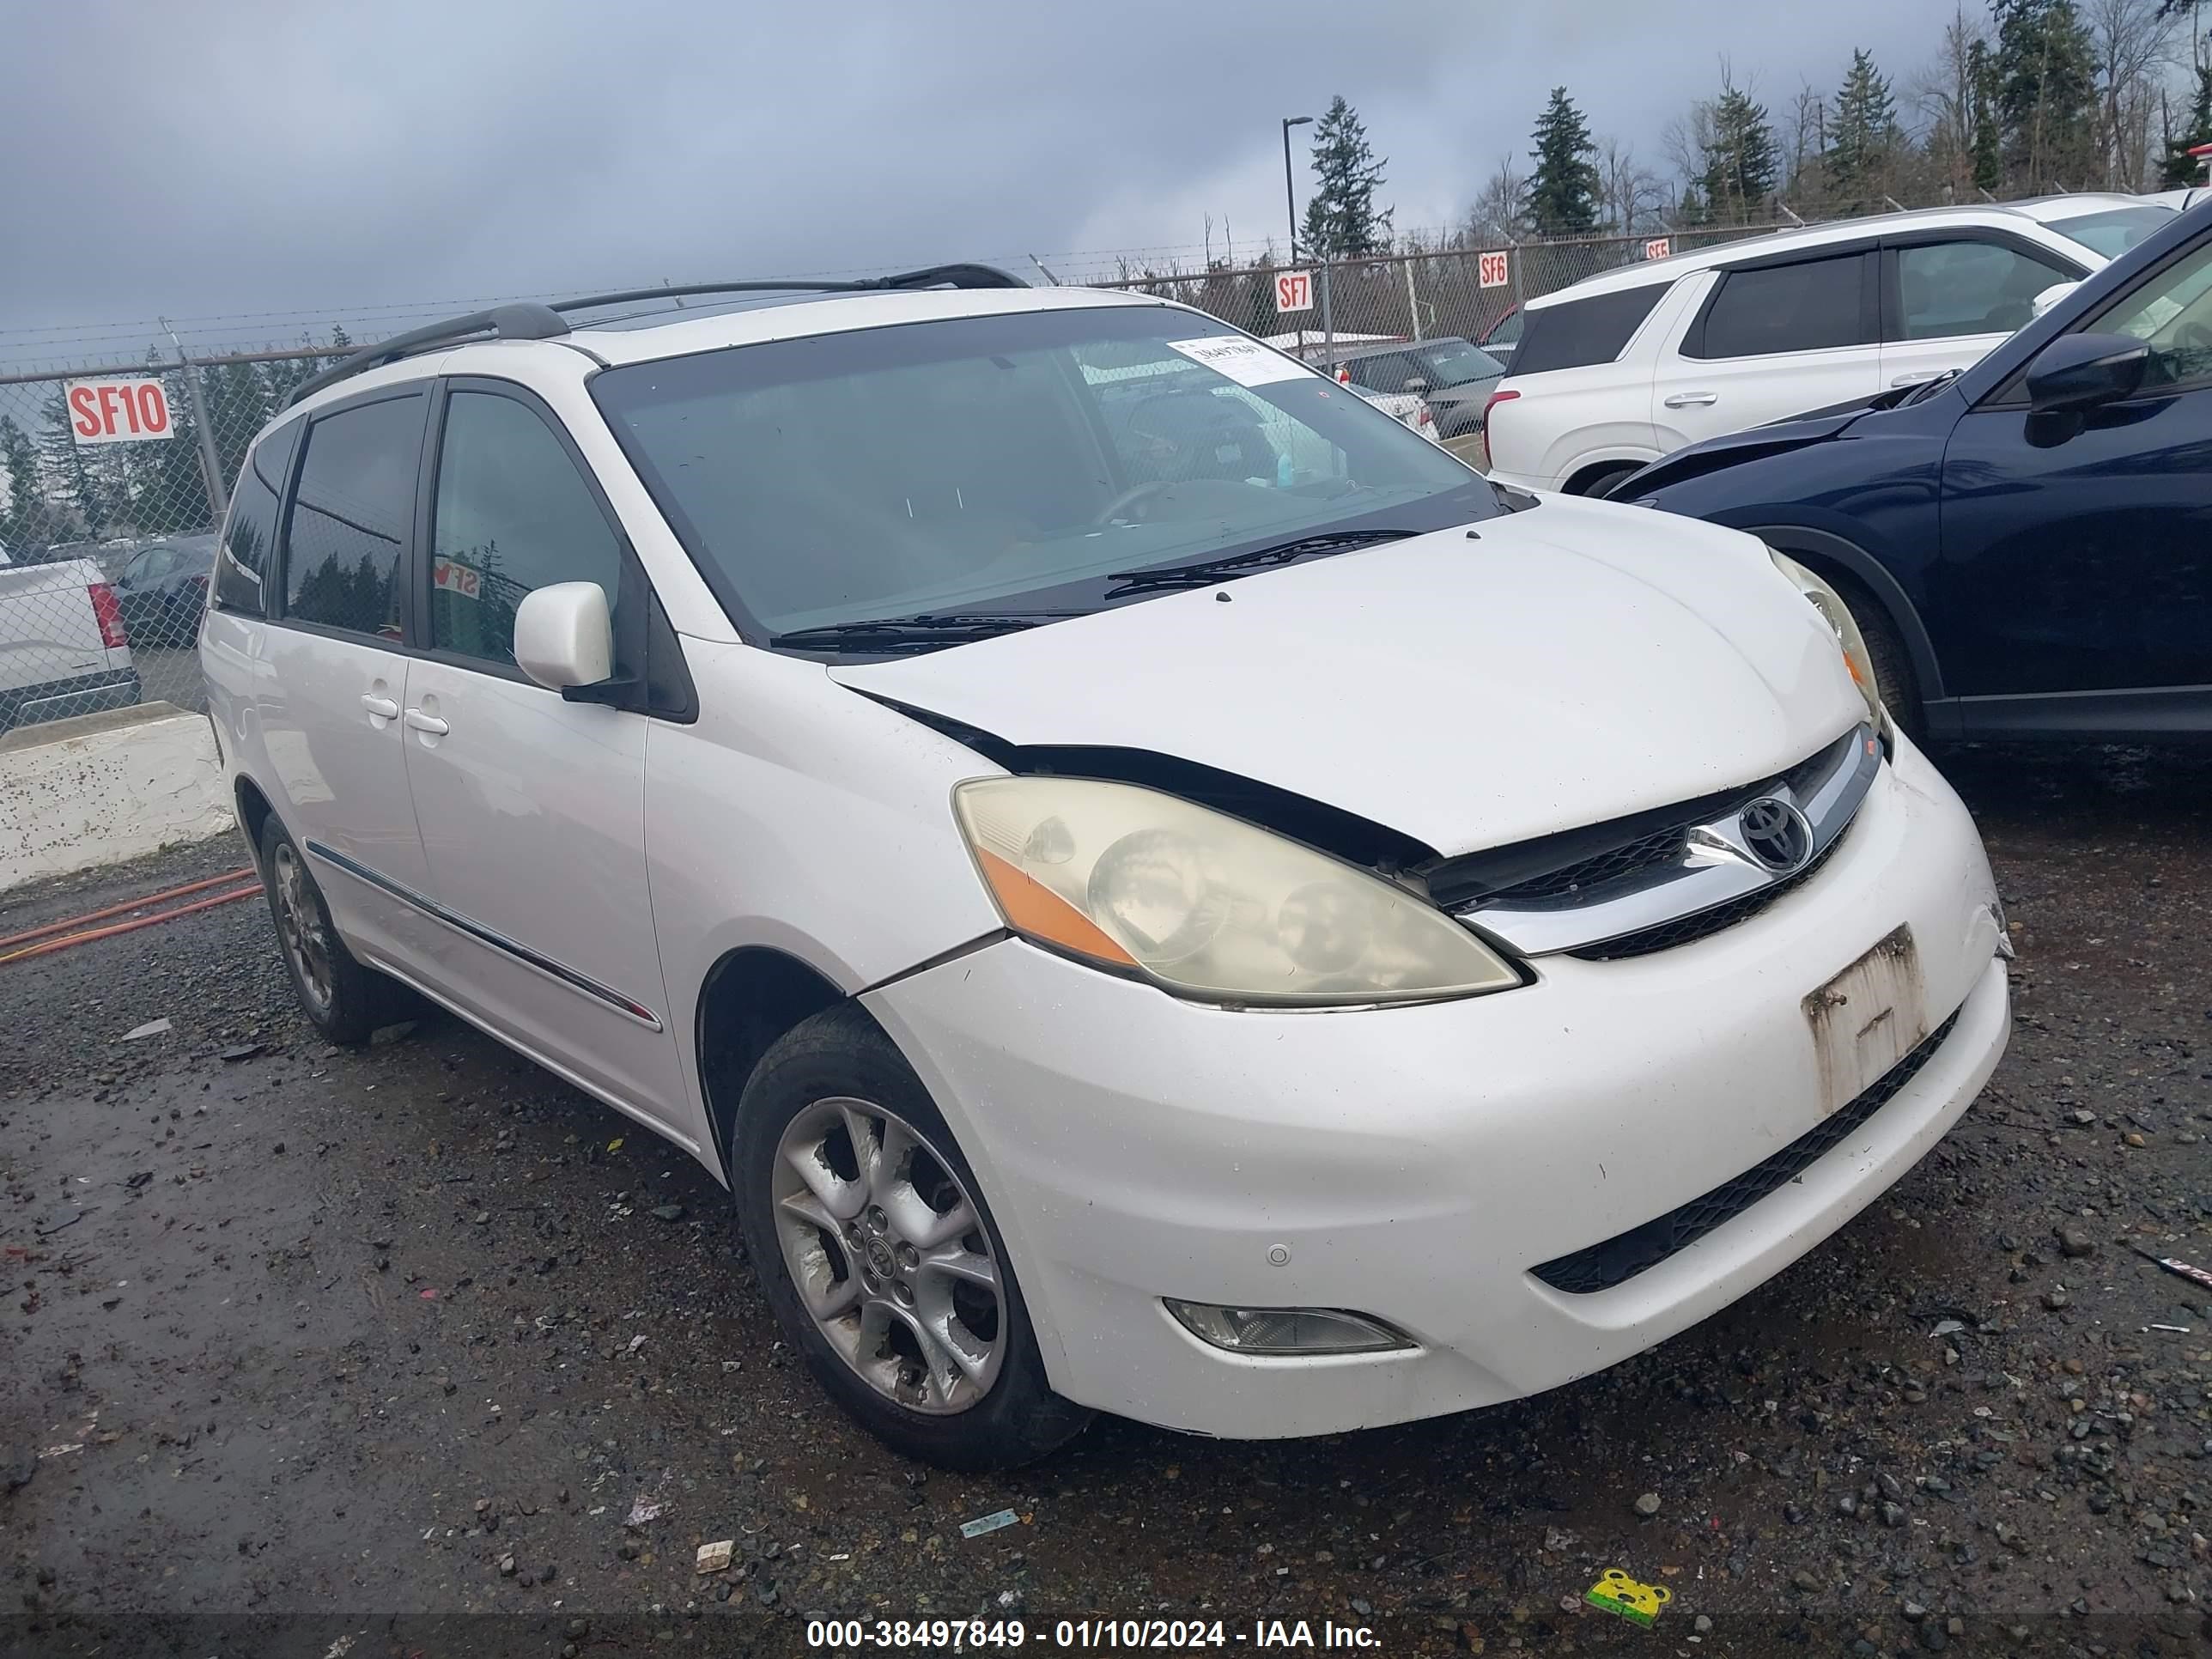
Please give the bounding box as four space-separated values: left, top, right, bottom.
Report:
1165 337 1315 388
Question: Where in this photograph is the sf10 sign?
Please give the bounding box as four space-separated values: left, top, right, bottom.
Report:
67 378 174 446
1477 251 1510 289
1274 270 1315 313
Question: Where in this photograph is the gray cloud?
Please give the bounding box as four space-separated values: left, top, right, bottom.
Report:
1 0 1960 357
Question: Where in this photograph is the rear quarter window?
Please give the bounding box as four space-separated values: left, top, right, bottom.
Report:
1510 284 1669 375
212 418 301 617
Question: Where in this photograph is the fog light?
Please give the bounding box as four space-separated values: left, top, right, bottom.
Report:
1164 1301 1413 1356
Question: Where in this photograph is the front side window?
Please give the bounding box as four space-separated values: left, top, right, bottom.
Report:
430 392 623 668
592 307 1492 649
1897 240 2073 341
1693 254 1869 359
283 394 423 639
213 418 300 617
2090 238 2212 390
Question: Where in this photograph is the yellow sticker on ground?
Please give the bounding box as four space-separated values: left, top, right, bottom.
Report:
1585 1568 1670 1629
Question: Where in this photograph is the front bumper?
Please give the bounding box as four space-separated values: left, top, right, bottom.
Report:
863 736 2008 1439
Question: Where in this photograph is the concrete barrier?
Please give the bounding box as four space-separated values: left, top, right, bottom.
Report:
0 703 235 893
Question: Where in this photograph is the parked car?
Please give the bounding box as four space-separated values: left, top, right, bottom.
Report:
112 533 217 641
1346 381 1440 441
1321 335 1507 441
0 550 139 733
1624 197 2212 744
1475 303 1521 369
1485 196 2176 498
205 269 2010 1468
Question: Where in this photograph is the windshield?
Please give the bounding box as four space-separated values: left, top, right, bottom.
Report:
592 305 1497 647
2048 204 2174 259
1413 339 1506 389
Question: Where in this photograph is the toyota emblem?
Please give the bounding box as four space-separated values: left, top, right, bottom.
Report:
1737 797 1813 872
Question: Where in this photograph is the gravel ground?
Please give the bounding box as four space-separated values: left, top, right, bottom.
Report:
4 744 2211 1659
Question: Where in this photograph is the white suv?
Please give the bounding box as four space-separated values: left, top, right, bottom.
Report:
1485 196 2175 497
203 267 2011 1468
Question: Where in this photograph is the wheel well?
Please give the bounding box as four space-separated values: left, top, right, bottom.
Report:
1749 525 1943 707
234 776 276 867
696 948 847 1180
1564 459 1642 497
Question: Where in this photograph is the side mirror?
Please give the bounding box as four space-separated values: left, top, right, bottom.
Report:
2025 331 2150 414
2030 281 2080 319
1403 376 1430 394
514 581 612 692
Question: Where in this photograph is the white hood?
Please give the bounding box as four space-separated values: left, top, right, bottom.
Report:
830 497 1865 857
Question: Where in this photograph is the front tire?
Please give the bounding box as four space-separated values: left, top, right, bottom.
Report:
732 1004 1091 1469
257 817 414 1046
1830 573 1924 744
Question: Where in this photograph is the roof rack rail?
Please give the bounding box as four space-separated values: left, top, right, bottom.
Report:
283 264 1028 409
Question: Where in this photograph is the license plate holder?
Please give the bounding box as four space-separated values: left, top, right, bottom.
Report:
1804 927 1926 1116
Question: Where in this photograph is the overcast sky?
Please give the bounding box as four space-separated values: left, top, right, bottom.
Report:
3 0 1963 361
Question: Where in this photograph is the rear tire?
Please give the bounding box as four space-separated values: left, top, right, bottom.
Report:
1575 464 1643 500
732 1004 1091 1469
257 816 415 1046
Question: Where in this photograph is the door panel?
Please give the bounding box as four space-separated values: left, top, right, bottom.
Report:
398 659 686 1130
1651 253 1882 451
1936 389 2212 701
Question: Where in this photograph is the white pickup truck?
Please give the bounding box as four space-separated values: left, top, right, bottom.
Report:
0 540 141 735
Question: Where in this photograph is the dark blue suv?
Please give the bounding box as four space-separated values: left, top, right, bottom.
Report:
1628 198 2212 744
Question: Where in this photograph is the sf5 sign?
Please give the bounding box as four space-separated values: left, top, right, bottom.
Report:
67 378 173 446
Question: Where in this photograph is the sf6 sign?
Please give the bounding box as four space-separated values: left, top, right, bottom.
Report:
1477 251 1510 289
66 377 174 446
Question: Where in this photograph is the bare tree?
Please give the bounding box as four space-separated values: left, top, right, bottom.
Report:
1464 153 1528 244
1915 6 1987 198
2087 0 2178 188
1784 79 1831 211
1596 137 1666 233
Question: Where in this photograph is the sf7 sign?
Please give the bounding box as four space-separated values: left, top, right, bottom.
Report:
1274 270 1315 313
67 378 173 445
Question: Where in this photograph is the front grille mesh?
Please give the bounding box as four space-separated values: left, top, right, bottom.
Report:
1485 824 1689 905
1529 1007 1961 1296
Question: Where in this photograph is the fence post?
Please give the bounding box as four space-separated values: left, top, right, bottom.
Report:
180 359 228 526
1320 261 1334 373
1404 258 1423 343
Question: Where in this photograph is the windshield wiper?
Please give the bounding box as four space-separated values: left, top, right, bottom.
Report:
769 611 1082 653
1106 528 1420 595
1901 368 1963 406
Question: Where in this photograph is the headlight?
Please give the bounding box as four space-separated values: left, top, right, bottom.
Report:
952 777 1521 1006
1769 550 1888 735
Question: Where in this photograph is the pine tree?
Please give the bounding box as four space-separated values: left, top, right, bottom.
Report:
1828 50 1901 208
1526 88 1601 235
2162 57 2212 185
1991 0 2098 189
39 390 107 538
0 416 59 552
1299 97 1394 259
1970 38 2004 192
1700 87 1779 222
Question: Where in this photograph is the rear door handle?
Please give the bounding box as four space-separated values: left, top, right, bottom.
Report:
360 694 399 720
403 708 449 736
1662 392 1719 409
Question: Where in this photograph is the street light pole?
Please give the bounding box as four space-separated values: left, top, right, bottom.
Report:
1281 114 1312 265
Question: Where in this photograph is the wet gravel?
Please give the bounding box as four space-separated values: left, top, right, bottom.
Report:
4 744 2212 1657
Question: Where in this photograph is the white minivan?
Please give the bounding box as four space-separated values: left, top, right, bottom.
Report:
204 268 2010 1468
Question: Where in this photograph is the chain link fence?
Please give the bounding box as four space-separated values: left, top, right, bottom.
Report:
0 344 343 731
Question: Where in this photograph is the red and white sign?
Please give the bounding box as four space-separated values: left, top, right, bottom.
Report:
1644 237 1673 261
66 378 173 446
433 557 483 601
1274 270 1315 313
1477 251 1510 290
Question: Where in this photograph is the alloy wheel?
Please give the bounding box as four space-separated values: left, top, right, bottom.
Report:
271 842 334 1017
770 1097 1005 1414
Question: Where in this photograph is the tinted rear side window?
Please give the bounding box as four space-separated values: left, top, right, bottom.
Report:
1690 253 1870 359
283 393 425 638
212 419 300 616
1510 285 1668 375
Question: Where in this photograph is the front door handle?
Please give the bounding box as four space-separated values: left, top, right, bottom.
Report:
360 693 399 720
1663 392 1719 409
403 708 449 736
